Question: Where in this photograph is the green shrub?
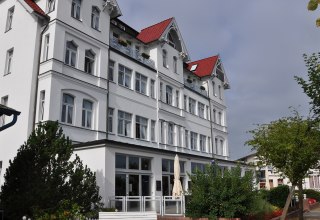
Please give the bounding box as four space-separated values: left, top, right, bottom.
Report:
303 189 320 201
269 185 289 208
258 188 270 201
186 165 257 219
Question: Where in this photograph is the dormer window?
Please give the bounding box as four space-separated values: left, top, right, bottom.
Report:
168 33 175 48
91 6 100 30
166 29 182 52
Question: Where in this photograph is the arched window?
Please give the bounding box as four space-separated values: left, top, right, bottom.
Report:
65 41 77 67
71 0 81 19
162 49 167 68
82 100 93 128
61 94 74 124
173 56 177 73
91 6 100 30
167 29 182 52
84 50 95 74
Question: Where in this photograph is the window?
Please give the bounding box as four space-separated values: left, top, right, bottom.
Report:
151 120 156 141
218 85 222 99
65 41 77 67
220 140 224 155
118 64 132 88
61 94 74 124
118 110 132 137
185 130 189 148
177 126 181 147
167 123 174 145
162 49 167 67
136 116 148 140
47 0 55 12
5 6 14 32
218 112 222 125
212 81 216 96
208 137 211 153
176 90 179 108
84 50 95 74
150 80 155 98
4 48 13 75
91 6 100 30
166 85 173 105
71 0 81 19
108 108 114 133
206 106 209 120
215 138 218 154
213 109 216 123
191 162 206 173
82 100 93 128
190 132 198 150
135 45 140 52
160 121 164 143
173 56 177 73
189 98 196 114
108 60 115 81
135 72 147 94
43 34 50 61
39 91 45 121
160 82 163 101
200 135 206 152
184 95 187 111
0 96 8 126
198 102 205 118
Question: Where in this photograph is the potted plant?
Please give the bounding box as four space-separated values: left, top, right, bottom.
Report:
200 86 205 90
118 38 127 47
141 52 150 59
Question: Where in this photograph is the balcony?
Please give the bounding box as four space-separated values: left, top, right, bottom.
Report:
184 79 208 96
110 37 155 69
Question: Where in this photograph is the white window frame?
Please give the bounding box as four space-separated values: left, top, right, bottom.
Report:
151 120 156 141
136 115 148 140
173 56 177 73
4 48 14 75
71 0 81 19
167 123 174 145
150 79 155 98
82 99 93 128
166 85 173 105
185 130 189 148
108 108 114 133
0 96 8 126
184 95 187 111
61 94 74 124
189 98 196 114
118 64 132 88
91 6 100 30
218 112 222 125
200 135 206 152
198 102 205 118
84 49 95 74
220 139 224 155
47 0 55 12
135 72 147 95
190 132 198 150
39 90 45 121
65 41 77 67
5 6 14 32
118 110 132 137
175 90 179 108
160 82 163 101
43 34 50 61
162 49 167 68
108 60 115 81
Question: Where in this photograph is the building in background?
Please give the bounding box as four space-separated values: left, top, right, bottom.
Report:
0 0 249 204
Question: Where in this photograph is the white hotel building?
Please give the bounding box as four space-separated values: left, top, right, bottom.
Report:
0 0 246 205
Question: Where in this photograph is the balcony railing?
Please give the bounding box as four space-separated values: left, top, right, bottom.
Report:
110 37 155 69
184 79 208 96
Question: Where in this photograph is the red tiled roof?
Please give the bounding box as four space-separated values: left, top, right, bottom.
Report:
187 55 219 78
24 0 47 17
137 18 173 44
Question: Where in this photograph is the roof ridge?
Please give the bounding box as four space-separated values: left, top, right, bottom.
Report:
140 17 174 32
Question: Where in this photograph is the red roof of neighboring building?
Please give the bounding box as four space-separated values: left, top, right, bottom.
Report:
24 0 47 17
187 55 219 78
137 18 173 44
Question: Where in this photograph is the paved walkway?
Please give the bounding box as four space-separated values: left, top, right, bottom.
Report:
303 206 320 219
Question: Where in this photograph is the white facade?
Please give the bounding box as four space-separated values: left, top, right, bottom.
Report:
0 0 242 205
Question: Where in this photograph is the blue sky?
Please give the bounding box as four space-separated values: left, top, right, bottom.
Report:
116 0 320 159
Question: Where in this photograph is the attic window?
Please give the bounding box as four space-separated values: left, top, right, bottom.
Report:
190 64 197 71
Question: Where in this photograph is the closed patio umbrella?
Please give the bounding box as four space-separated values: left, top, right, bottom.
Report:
172 154 183 198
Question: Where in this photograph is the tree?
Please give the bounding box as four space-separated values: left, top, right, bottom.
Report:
307 0 320 27
246 113 320 220
0 121 102 220
186 165 256 219
295 53 320 118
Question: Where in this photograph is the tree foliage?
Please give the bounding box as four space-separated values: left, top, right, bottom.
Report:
186 165 256 219
0 121 102 220
295 53 320 118
307 0 320 27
